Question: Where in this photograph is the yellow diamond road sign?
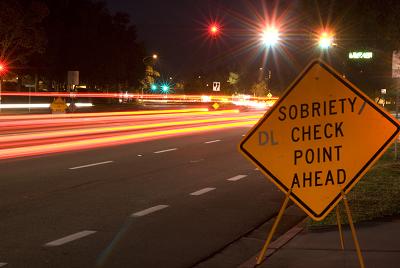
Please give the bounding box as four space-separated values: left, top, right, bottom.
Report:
50 97 68 113
212 102 220 110
239 60 400 221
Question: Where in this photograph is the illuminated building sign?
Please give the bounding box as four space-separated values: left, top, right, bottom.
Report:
349 52 373 59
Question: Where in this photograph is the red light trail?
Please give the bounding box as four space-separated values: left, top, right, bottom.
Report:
0 91 277 102
0 109 263 160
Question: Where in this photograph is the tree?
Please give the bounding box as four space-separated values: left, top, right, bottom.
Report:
42 0 145 90
227 72 240 93
0 0 48 67
140 65 160 91
251 80 267 97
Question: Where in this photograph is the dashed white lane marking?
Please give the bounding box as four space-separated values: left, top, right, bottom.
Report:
190 159 204 163
190 187 216 196
227 175 248 181
69 161 113 170
254 168 259 171
242 134 246 137
45 230 96 247
131 205 169 217
154 148 178 154
204 139 221 144
0 263 7 267
137 154 143 157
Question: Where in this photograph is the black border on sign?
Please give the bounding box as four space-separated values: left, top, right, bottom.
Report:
239 60 400 219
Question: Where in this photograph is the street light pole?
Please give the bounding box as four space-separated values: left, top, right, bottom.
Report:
395 86 399 160
142 54 158 64
0 76 2 113
0 63 4 113
259 26 280 97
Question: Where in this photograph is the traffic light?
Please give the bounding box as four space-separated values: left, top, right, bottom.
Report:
209 23 221 38
150 84 157 91
0 62 6 74
210 24 219 35
161 84 170 93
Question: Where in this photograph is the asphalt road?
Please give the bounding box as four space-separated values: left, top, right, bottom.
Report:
0 112 284 268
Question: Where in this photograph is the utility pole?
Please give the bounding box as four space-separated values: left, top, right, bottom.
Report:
395 87 399 160
392 50 400 160
0 77 2 113
0 62 6 113
267 69 272 95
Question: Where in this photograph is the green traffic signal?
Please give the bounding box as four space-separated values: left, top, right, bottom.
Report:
161 84 169 92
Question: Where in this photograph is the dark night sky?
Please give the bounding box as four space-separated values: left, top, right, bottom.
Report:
104 0 312 90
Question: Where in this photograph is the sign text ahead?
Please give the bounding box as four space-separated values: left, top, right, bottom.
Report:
239 60 400 221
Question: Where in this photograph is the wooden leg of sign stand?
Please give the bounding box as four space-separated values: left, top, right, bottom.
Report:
341 191 365 268
336 205 345 250
255 189 292 266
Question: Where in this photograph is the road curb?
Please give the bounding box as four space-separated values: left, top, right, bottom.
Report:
238 218 307 268
193 204 306 268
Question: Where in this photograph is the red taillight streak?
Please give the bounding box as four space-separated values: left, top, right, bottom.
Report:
0 91 279 102
0 115 262 145
0 108 210 121
0 110 241 133
0 120 257 160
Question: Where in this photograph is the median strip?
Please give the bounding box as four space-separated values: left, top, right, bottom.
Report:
45 230 97 247
227 175 248 181
69 161 114 170
154 148 178 154
131 205 169 217
190 187 216 196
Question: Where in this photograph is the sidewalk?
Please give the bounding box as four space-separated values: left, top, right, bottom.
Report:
250 216 400 268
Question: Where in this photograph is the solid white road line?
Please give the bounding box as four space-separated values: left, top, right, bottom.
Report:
0 263 7 267
204 139 221 144
190 187 216 196
227 174 248 181
131 205 169 217
153 148 178 154
69 161 113 170
45 230 96 247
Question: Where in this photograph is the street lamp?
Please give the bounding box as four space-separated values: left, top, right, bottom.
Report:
319 32 334 49
261 26 280 47
143 53 158 64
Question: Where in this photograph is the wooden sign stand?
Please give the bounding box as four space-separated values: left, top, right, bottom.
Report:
254 191 365 268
